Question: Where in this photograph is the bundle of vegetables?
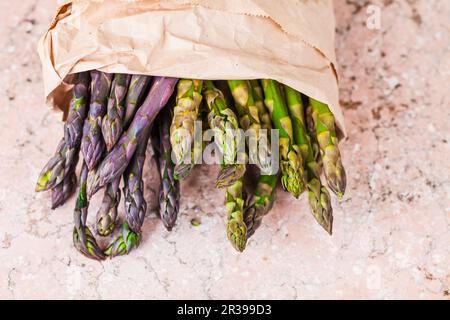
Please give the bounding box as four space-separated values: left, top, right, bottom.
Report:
36 73 346 260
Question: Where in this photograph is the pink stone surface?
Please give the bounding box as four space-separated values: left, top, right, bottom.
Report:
0 0 449 300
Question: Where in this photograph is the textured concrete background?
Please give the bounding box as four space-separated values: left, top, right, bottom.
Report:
0 0 449 299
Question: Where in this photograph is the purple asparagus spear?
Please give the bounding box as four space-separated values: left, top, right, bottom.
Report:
81 71 113 170
87 77 178 197
102 74 132 151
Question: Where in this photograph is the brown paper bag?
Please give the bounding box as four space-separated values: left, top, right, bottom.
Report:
38 0 344 134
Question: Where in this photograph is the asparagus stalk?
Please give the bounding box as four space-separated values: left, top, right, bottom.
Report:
203 80 246 188
244 173 278 238
73 163 105 260
228 80 275 173
285 86 333 234
123 75 152 129
81 71 114 170
102 74 132 151
95 179 121 236
250 80 272 130
170 79 203 179
64 72 91 149
36 73 90 192
123 129 151 234
227 80 278 237
158 107 181 231
226 179 247 252
51 171 77 210
87 77 178 197
261 80 305 198
309 98 347 199
35 138 76 192
305 103 321 163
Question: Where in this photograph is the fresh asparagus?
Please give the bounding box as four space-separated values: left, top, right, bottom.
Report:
250 80 272 130
228 80 260 130
35 138 77 192
285 86 333 233
36 73 90 192
123 75 152 129
170 79 203 179
309 98 346 199
73 163 105 260
305 103 321 163
244 173 278 238
228 80 278 237
87 77 178 197
81 71 114 170
158 108 180 231
64 72 91 149
95 179 121 236
104 221 140 258
203 80 245 188
228 79 275 173
51 171 77 210
102 74 132 151
123 129 151 234
226 179 247 252
261 80 304 198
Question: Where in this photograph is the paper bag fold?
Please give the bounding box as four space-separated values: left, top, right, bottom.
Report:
38 0 345 134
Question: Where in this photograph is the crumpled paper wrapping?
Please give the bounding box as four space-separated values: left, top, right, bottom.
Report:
38 0 344 134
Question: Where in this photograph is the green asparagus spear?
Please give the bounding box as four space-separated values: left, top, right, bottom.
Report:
250 80 272 130
226 179 247 252
244 173 278 238
95 179 121 236
203 80 246 188
309 98 346 199
285 86 333 234
305 102 321 163
261 80 304 198
170 79 203 179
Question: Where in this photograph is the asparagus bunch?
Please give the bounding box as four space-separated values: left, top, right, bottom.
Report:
123 128 151 234
203 80 246 188
157 107 181 231
81 71 113 170
37 70 348 260
87 77 178 197
285 86 333 234
170 79 203 179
